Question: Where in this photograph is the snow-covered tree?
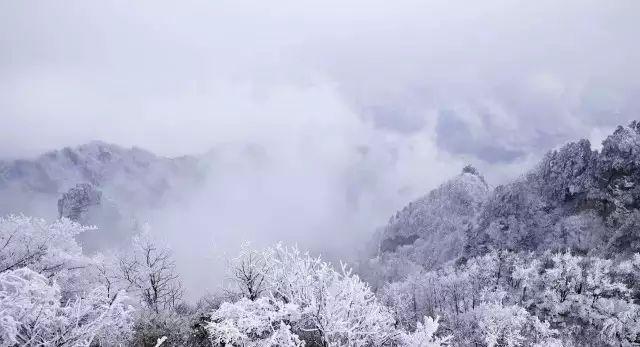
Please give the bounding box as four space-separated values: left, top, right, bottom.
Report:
118 229 183 313
474 303 559 347
263 244 399 346
531 252 640 346
209 244 402 346
207 296 302 346
0 267 133 347
399 316 451 347
224 243 267 301
0 215 95 283
379 248 640 346
379 279 419 331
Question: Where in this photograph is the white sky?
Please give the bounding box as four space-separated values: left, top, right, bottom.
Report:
1 1 638 160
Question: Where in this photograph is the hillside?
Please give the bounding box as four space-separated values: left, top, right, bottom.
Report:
376 121 640 278
377 166 489 272
469 121 640 258
368 122 640 346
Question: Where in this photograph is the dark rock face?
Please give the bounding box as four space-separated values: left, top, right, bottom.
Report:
380 234 419 253
57 183 102 222
462 164 480 176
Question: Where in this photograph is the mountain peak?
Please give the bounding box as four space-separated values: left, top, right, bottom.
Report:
378 164 490 268
462 164 479 176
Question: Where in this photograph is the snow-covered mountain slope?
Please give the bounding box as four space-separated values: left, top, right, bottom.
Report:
377 165 490 269
469 121 640 258
375 121 640 280
0 141 206 222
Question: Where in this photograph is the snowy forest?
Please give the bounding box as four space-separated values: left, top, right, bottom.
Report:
2 122 640 346
3 1 640 346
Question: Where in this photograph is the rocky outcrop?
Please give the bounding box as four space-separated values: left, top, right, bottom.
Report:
57 183 102 222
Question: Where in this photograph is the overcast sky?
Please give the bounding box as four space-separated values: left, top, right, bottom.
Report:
2 0 640 209
2 1 639 164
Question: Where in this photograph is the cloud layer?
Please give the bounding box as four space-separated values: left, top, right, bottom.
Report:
2 0 640 297
2 1 638 160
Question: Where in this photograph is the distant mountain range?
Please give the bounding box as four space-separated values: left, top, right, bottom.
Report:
0 141 204 218
0 141 210 250
5 121 640 269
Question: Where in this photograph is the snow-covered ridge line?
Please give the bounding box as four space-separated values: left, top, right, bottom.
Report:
377 121 640 275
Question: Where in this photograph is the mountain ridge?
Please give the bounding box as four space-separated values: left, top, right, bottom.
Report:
0 141 206 219
375 121 640 280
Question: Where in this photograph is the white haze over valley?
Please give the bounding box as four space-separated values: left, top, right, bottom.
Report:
3 1 639 297
1 2 640 346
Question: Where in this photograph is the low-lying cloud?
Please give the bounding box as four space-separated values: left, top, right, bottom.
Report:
2 0 639 298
